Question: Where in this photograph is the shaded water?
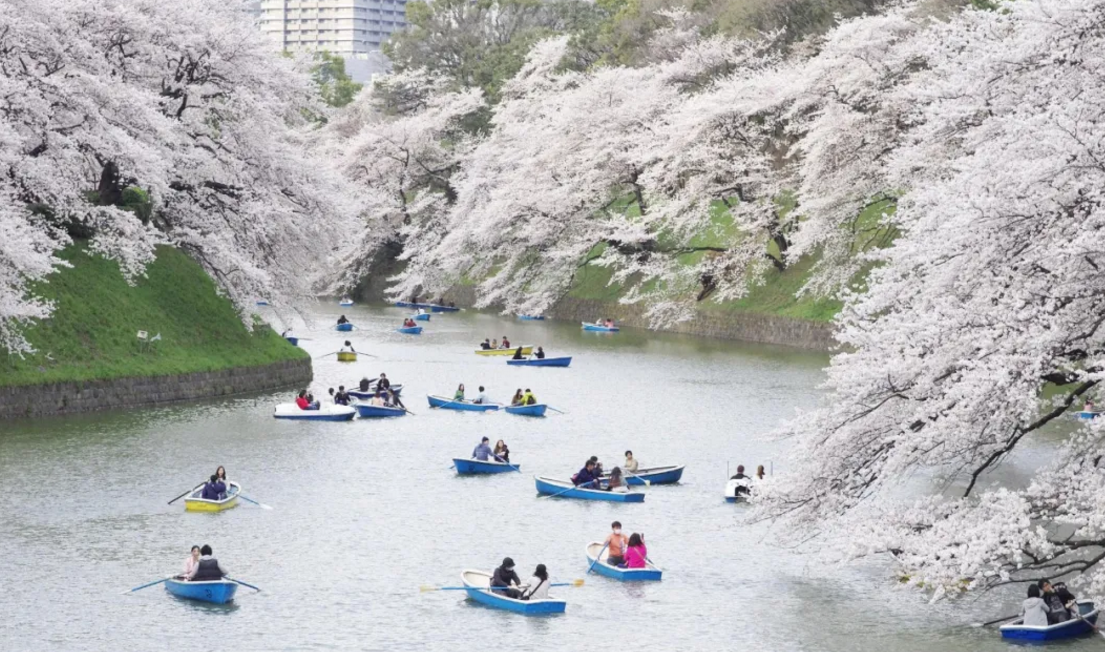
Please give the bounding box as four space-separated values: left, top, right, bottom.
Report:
0 306 1080 650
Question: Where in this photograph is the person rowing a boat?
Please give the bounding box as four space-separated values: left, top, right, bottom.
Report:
511 346 525 360
522 389 537 405
387 387 405 410
511 389 524 406
729 465 752 498
472 437 494 461
604 522 628 566
534 347 545 359
480 338 492 350
490 557 523 599
340 340 356 354
572 460 600 488
337 315 349 325
1039 580 1076 624
359 377 371 392
474 386 489 405
201 473 227 501
189 544 229 582
501 335 511 349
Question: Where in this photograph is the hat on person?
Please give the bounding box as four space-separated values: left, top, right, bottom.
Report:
502 557 515 570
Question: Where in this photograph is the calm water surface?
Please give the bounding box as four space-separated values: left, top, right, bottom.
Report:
0 306 1075 651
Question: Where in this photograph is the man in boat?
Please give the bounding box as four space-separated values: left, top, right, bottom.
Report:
624 451 639 473
501 335 511 349
522 389 537 405
201 475 226 501
472 437 494 461
337 315 349 325
189 544 229 582
359 377 371 392
490 557 523 599
377 373 391 391
340 340 356 354
474 386 489 405
729 465 752 498
512 346 525 360
334 386 351 406
1039 580 1075 624
534 347 545 359
604 522 628 566
572 460 599 488
480 338 491 350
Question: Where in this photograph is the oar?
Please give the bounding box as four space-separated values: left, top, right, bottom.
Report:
646 556 662 571
238 494 273 510
420 579 584 592
167 484 203 505
623 470 651 486
1070 604 1105 639
547 406 567 415
228 577 262 592
314 351 340 360
541 480 595 499
587 543 609 575
970 614 1019 628
122 576 173 594
495 458 522 472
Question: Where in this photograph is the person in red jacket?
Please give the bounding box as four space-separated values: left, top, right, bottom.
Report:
295 390 309 410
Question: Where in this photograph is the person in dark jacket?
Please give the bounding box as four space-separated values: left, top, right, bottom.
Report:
1039 580 1073 624
572 460 599 487
359 377 371 392
337 315 349 325
490 557 523 599
333 386 351 406
512 346 525 360
189 544 228 582
535 347 545 359
201 475 226 500
480 339 491 350
377 373 391 391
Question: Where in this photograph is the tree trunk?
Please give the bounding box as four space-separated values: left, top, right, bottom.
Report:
97 161 123 206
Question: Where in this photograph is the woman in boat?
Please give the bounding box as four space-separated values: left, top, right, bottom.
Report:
605 467 628 493
1021 584 1049 627
624 451 639 473
403 318 415 328
604 522 628 566
178 545 201 580
454 384 465 401
190 544 229 582
522 564 550 601
535 347 545 359
295 389 310 410
387 388 405 410
756 465 766 480
490 557 523 599
511 346 525 360
522 389 537 405
491 339 498 349
624 533 648 569
493 440 510 463
337 315 349 325
511 389 524 406
371 390 387 407
214 466 228 491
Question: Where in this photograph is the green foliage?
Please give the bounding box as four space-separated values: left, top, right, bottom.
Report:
312 51 363 108
120 186 153 225
0 244 306 388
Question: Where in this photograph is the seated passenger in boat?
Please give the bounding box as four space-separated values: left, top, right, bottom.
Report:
512 346 525 360
1085 400 1096 413
213 466 228 491
493 439 510 463
189 544 228 582
403 318 416 328
729 465 752 496
295 390 310 410
178 545 201 580
521 564 550 601
535 347 545 359
481 339 492 350
522 389 536 405
337 315 349 325
491 339 498 349
605 467 628 493
490 557 523 599
371 391 387 407
334 386 351 406
589 456 604 477
1040 580 1074 624
572 460 599 487
306 393 320 410
756 465 766 480
474 386 489 405
624 450 639 473
359 377 371 392
605 521 628 566
511 389 524 406
473 437 493 461
1022 584 1050 627
454 384 465 401
624 533 647 569
501 336 511 349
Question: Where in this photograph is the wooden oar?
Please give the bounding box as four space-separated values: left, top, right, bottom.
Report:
228 577 262 592
122 576 173 594
587 543 609 575
547 406 567 415
167 483 204 505
420 579 584 592
238 494 273 510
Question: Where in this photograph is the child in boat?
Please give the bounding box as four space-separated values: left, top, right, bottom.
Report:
493 440 510 463
624 533 647 569
521 564 550 601
1021 584 1049 627
511 389 524 405
454 384 465 401
604 521 628 566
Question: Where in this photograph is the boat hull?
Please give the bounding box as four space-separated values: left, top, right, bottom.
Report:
517 315 545 321
507 357 571 368
397 326 423 334
413 313 430 321
1079 411 1100 419
165 579 238 604
475 346 533 356
505 403 547 417
394 301 460 313
427 395 500 412
337 351 357 362
273 403 357 421
615 465 685 486
586 542 662 581
348 385 402 400
339 300 354 307
336 323 353 332
1001 601 1098 640
453 458 518 474
582 322 619 332
534 476 644 502
285 336 299 347
461 570 565 615
184 482 241 512
355 404 406 418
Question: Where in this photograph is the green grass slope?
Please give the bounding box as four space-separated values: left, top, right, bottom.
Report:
0 244 306 388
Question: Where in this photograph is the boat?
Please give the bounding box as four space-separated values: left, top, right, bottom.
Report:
1000 601 1098 641
1079 411 1100 419
164 579 239 605
507 356 571 368
397 326 423 335
453 458 519 474
337 351 357 362
255 301 269 306
517 315 545 321
285 336 299 347
336 323 353 332
582 322 620 332
272 403 356 421
505 403 547 417
427 395 500 412
354 404 406 418
724 478 751 503
339 298 354 307
585 542 662 581
460 570 565 615
348 384 403 400
184 481 241 512
393 301 461 313
608 465 685 486
534 476 645 502
475 345 534 356
413 313 430 321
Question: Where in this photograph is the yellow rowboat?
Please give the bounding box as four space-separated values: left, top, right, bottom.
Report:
337 351 357 362
184 481 241 512
474 345 533 357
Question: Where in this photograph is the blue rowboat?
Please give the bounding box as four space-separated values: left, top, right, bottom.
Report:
336 323 353 332
582 322 619 332
273 403 356 421
256 301 269 306
1079 411 1100 420
517 315 545 321
348 384 402 400
585 542 662 581
339 299 354 307
1000 601 1097 641
355 404 406 418
534 476 644 502
608 465 685 486
428 395 500 412
412 313 430 321
164 579 238 604
507 356 571 368
430 305 460 313
460 570 565 615
285 336 299 347
453 458 519 474
397 326 423 335
505 403 547 417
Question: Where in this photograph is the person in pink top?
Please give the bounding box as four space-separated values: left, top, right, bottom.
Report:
624 533 648 568
177 545 201 579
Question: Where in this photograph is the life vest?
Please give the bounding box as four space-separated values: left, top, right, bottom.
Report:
191 558 224 582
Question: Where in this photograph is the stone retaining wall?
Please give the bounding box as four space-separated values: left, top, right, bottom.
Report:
0 358 312 420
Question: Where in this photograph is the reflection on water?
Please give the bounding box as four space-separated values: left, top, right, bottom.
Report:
0 306 1088 650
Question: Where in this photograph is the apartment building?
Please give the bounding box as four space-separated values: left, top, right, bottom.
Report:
259 0 406 80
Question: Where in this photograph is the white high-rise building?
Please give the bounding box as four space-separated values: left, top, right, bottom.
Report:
259 0 406 80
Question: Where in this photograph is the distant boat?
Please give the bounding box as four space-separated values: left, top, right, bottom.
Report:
336 323 353 332
412 313 430 321
507 356 571 368
427 395 500 412
517 315 545 321
582 322 619 332
184 481 241 512
273 404 356 421
394 301 461 313
165 579 238 605
534 476 644 502
337 351 357 362
475 346 533 356
452 458 518 474
1000 601 1098 641
460 570 566 615
339 298 354 307
1079 411 1100 420
724 478 750 503
348 385 402 400
585 542 662 581
354 404 406 418
607 465 685 486
255 301 269 306
505 403 547 417
397 325 423 335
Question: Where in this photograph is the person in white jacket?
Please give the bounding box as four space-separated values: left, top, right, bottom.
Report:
1021 584 1050 627
522 564 550 601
